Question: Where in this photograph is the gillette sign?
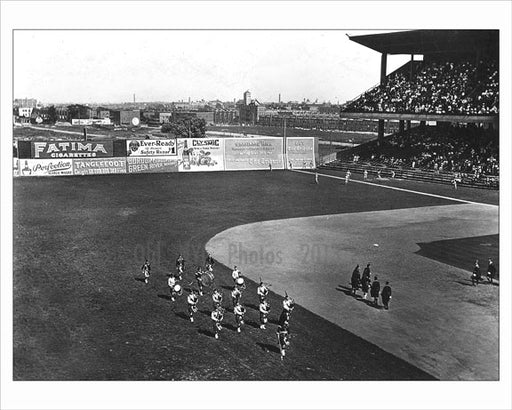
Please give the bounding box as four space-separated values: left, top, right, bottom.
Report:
32 141 113 159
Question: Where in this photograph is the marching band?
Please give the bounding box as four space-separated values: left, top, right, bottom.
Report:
140 256 295 359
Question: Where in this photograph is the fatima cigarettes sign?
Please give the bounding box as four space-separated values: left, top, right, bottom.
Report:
32 141 113 159
126 139 177 157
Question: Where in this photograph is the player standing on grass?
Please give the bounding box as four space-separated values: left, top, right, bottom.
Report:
233 303 246 333
345 170 351 185
471 260 481 286
187 290 199 322
315 172 319 184
381 282 392 310
361 263 371 299
363 169 368 180
350 265 361 296
141 259 151 284
259 300 270 329
487 258 496 284
370 276 381 307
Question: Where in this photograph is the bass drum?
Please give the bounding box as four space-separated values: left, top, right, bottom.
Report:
173 284 183 296
202 271 215 287
236 277 246 289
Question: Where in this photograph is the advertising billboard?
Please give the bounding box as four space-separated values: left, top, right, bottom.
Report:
126 139 177 157
73 158 127 175
31 141 113 159
126 156 179 174
13 158 19 177
224 138 284 171
286 137 316 169
20 159 74 176
177 138 225 172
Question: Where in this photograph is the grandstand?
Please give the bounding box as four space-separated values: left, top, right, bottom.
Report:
325 30 499 189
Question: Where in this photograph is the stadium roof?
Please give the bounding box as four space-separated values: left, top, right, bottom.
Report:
348 30 498 55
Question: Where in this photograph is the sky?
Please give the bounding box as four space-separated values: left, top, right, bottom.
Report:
14 30 410 105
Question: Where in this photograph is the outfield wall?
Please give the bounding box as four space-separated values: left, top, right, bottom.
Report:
14 137 317 177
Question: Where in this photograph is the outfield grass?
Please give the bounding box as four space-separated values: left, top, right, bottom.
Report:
207 125 377 144
14 170 497 380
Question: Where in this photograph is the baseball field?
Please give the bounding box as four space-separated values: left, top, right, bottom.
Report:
13 169 499 380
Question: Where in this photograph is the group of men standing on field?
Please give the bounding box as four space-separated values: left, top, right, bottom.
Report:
350 263 392 310
141 253 295 360
471 257 497 286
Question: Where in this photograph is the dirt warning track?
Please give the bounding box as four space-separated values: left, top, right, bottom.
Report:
206 203 499 380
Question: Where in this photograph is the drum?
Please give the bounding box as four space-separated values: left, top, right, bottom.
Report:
173 284 182 296
236 277 245 289
202 271 215 287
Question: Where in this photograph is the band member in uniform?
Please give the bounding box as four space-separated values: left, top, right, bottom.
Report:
231 286 242 308
167 275 180 302
381 281 392 310
212 288 223 310
315 172 319 184
141 259 151 284
176 254 185 269
205 252 215 267
233 303 246 333
211 307 224 339
175 264 184 281
257 280 269 303
350 264 361 296
232 266 240 284
187 290 199 322
278 307 291 330
282 294 295 314
487 257 496 284
195 267 204 295
363 169 368 180
345 170 351 185
361 263 371 299
471 259 481 286
259 300 270 329
277 322 290 360
370 276 381 306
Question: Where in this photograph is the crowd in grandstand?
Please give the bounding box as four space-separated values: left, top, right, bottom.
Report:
353 125 499 184
344 60 499 115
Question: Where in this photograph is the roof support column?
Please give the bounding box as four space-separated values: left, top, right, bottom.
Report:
378 53 387 141
380 53 388 86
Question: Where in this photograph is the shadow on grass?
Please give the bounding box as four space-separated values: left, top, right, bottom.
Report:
245 320 261 329
222 322 238 332
174 311 190 321
157 294 173 301
456 280 477 287
134 278 147 283
220 285 233 291
198 328 215 338
335 285 354 297
357 298 385 310
245 303 259 311
256 342 280 354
